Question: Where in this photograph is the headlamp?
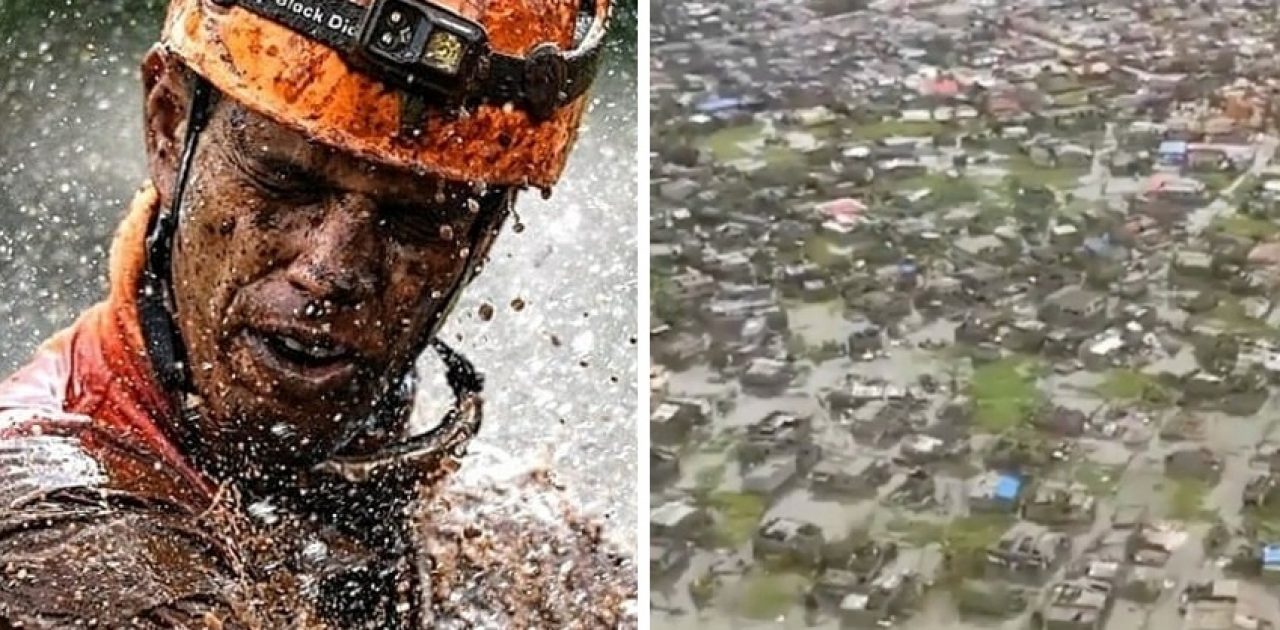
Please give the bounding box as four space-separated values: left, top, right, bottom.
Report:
360 0 484 88
225 0 609 121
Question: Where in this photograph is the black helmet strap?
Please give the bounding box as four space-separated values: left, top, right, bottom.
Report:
139 75 214 391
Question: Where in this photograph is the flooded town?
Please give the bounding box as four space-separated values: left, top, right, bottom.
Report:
650 1 1280 629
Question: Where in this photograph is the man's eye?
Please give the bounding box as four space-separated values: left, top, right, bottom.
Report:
382 207 447 245
244 162 323 201
255 174 320 199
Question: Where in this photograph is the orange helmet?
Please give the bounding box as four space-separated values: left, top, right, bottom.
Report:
159 0 612 189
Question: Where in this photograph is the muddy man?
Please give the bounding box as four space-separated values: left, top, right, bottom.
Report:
0 0 634 627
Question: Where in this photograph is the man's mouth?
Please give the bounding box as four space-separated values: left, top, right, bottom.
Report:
264 332 352 365
238 327 361 396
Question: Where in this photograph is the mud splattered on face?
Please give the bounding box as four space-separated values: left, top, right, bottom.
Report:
169 101 505 470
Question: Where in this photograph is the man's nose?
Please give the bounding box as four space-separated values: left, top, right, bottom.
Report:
286 194 380 305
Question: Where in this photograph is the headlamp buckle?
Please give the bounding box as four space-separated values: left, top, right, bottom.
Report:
524 43 568 122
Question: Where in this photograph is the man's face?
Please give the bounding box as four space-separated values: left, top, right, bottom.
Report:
165 101 500 467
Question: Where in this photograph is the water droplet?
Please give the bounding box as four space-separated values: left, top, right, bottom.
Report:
301 540 329 564
247 500 280 525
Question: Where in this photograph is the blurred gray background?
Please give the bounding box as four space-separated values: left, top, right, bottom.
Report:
0 1 637 545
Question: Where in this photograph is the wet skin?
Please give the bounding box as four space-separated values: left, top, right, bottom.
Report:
143 53 504 472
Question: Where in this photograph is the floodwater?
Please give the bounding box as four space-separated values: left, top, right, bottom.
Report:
655 289 1280 629
0 3 637 545
652 140 1280 626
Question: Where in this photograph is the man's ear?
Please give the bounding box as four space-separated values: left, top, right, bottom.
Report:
141 46 192 206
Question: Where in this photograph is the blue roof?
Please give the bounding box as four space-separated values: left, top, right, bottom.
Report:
1083 236 1110 252
1264 544 1280 565
1159 140 1188 154
994 474 1022 501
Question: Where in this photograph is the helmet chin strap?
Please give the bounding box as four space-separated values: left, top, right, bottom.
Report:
139 75 214 391
137 75 505 475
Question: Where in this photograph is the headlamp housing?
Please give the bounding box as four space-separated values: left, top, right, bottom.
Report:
359 0 486 100
226 0 608 121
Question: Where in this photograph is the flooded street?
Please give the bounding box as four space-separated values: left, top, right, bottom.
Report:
652 0 1280 627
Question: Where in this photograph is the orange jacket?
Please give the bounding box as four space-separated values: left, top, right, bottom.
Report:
0 183 215 508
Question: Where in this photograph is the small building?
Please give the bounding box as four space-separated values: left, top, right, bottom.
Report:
848 401 916 448
1037 578 1114 630
1180 579 1280 630
1057 144 1093 168
753 517 825 566
1005 319 1048 353
1079 332 1125 371
986 522 1070 581
1172 250 1215 280
969 471 1024 513
802 278 837 302
1158 140 1188 166
741 411 812 465
651 446 680 487
812 541 899 607
1187 146 1228 172
1040 287 1108 329
1022 481 1097 526
958 265 1009 302
956 579 1030 617
847 319 884 358
956 309 1005 345
1242 471 1278 508
1050 223 1082 247
810 455 890 498
955 234 1008 265
743 455 800 498
652 330 709 370
1183 371 1230 400
1146 175 1206 205
836 563 928 629
740 357 793 394
1263 544 1280 574
897 433 968 465
1034 406 1088 438
651 500 711 543
651 401 698 446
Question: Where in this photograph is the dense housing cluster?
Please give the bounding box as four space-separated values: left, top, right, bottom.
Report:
651 0 1280 628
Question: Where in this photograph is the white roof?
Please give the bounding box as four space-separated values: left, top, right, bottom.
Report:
651 501 698 527
840 592 871 611
1089 335 1124 355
